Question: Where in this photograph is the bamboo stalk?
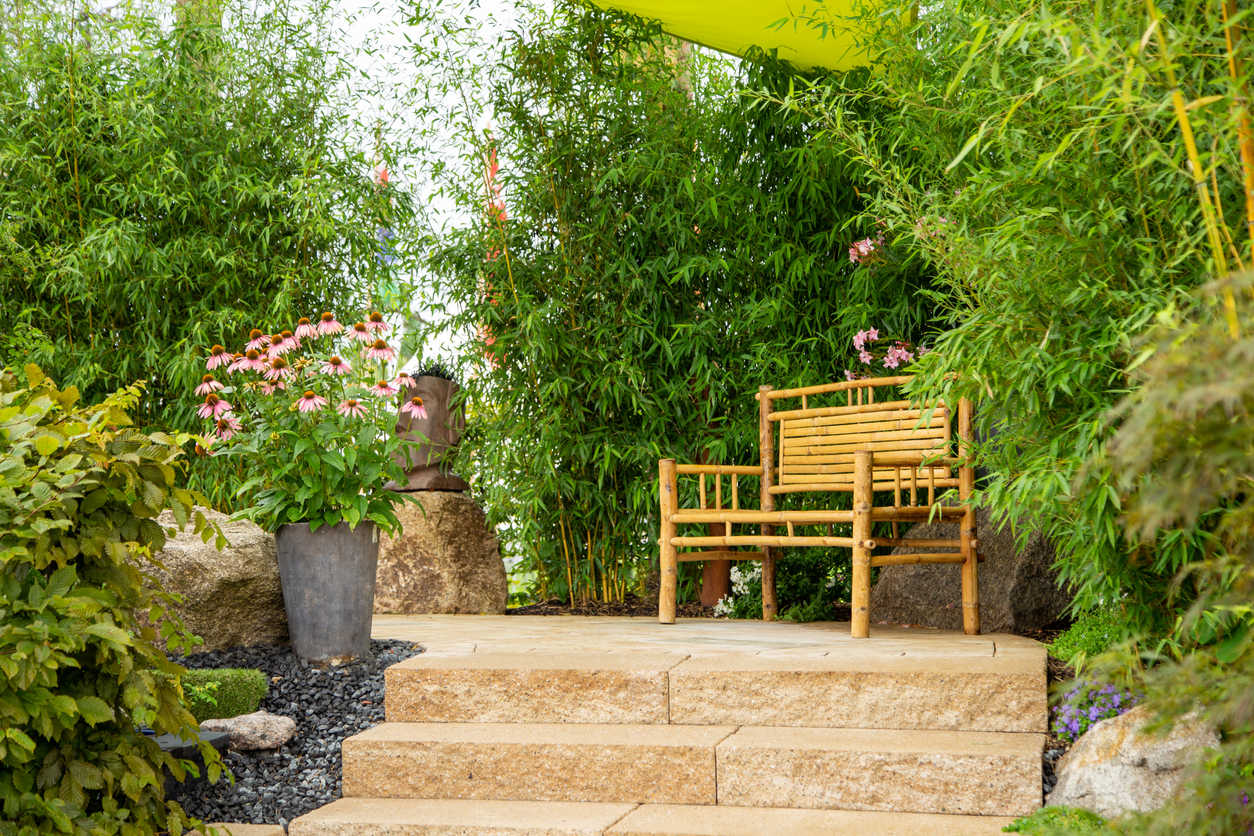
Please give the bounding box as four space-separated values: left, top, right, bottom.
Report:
676 463 760 475
759 376 912 400
958 397 980 635
768 479 961 494
781 414 946 437
731 476 739 510
677 550 766 562
784 427 947 446
770 401 915 422
715 473 722 510
1224 0 1254 269
671 509 856 524
873 553 965 567
851 450 873 638
672 535 858 548
759 385 777 622
870 538 965 548
699 473 706 510
658 458 678 625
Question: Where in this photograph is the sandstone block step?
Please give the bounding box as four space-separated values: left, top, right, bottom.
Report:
383 648 1046 733
717 726 1044 817
341 722 734 805
290 799 1019 835
385 653 680 724
669 650 1045 733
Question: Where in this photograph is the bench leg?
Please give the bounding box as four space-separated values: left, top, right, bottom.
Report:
659 458 678 625
961 505 980 635
851 450 873 638
761 548 777 621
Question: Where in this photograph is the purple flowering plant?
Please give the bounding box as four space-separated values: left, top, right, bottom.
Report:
1052 680 1142 744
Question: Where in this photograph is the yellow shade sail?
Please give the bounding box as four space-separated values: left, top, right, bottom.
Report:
587 1 893 71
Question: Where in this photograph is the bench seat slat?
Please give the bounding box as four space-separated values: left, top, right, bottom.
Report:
781 413 946 438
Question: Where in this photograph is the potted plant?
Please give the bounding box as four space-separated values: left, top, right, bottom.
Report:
192 311 425 665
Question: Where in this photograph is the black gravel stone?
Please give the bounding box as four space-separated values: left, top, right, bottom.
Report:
1042 746 1066 798
169 639 421 829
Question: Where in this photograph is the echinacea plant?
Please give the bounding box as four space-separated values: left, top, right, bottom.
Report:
192 312 428 534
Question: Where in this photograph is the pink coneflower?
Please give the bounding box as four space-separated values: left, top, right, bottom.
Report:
370 379 399 397
297 390 328 413
198 393 233 420
246 329 270 352
337 399 367 418
349 322 372 342
321 356 352 376
395 372 416 390
366 311 390 333
206 345 231 370
238 349 268 373
400 396 427 420
295 317 318 340
268 333 292 357
364 339 397 362
195 374 223 396
228 353 246 373
258 381 286 395
214 415 242 440
318 312 343 335
265 357 295 381
281 329 300 350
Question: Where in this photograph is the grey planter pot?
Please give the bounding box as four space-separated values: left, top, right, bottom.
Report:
274 521 379 665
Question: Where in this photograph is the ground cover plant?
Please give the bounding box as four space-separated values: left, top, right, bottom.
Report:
0 366 223 835
182 669 269 724
406 1 938 607
0 0 419 511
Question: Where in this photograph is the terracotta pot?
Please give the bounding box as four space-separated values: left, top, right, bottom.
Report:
274 521 378 665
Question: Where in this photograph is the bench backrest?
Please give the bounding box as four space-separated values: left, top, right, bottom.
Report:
764 377 960 496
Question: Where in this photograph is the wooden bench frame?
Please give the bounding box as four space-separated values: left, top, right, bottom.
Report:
657 376 980 637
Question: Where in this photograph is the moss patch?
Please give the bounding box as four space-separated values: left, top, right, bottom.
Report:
182 668 269 723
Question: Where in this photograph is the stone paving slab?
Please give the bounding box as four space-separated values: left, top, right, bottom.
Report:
385 653 684 724
341 723 735 806
606 805 1019 836
716 726 1045 817
290 798 637 835
208 825 286 836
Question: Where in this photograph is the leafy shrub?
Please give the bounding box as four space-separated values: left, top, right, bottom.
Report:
1050 608 1126 668
1052 681 1141 745
713 553 851 622
182 669 269 723
0 365 223 834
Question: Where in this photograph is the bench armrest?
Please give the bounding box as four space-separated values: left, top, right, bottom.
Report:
871 452 966 468
673 463 761 476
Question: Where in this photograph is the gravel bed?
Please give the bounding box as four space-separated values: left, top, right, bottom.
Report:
171 639 421 829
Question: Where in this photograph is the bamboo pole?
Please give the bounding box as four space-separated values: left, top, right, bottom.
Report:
676 464 760 475
670 509 857 524
759 385 777 622
873 553 965 567
677 550 766 562
1223 0 1254 269
851 450 873 638
958 397 980 635
659 458 678 625
769 401 916 422
758 376 912 401
672 534 858 547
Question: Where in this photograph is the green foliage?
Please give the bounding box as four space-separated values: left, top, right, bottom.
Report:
0 0 418 512
0 365 224 835
409 2 936 603
181 670 268 724
1004 806 1109 834
1050 608 1127 670
715 554 852 621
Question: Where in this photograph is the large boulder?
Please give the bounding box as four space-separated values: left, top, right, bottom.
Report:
869 506 1071 633
200 710 296 751
375 492 507 614
1048 705 1220 818
148 508 288 651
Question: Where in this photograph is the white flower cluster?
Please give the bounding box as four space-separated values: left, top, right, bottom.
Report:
712 596 734 618
730 564 761 598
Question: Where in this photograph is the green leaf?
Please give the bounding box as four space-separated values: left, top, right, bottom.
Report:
75 697 113 726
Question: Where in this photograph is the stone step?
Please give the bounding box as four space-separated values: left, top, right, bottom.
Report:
340 722 1043 816
341 722 733 805
717 726 1044 818
290 798 1019 835
384 648 1046 733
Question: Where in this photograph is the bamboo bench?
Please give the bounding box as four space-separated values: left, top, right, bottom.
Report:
657 375 980 637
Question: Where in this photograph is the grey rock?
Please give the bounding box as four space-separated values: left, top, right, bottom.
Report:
374 492 507 614
147 508 288 652
869 505 1072 632
201 710 297 751
1048 705 1220 818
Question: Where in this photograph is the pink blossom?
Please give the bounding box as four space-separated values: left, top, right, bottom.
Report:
267 333 292 357
206 345 231 370
395 372 416 390
844 370 857 381
214 415 242 440
349 322 372 342
882 345 915 369
237 349 268 373
265 357 295 381
321 356 352 376
337 399 367 419
848 237 877 264
859 349 874 364
318 312 344 335
867 328 879 341
258 381 286 395
400 396 428 419
246 329 270 352
195 374 224 396
281 329 300 350
366 311 390 333
364 339 397 362
853 331 866 351
295 317 319 340
197 393 233 419
297 391 328 413
370 380 399 397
